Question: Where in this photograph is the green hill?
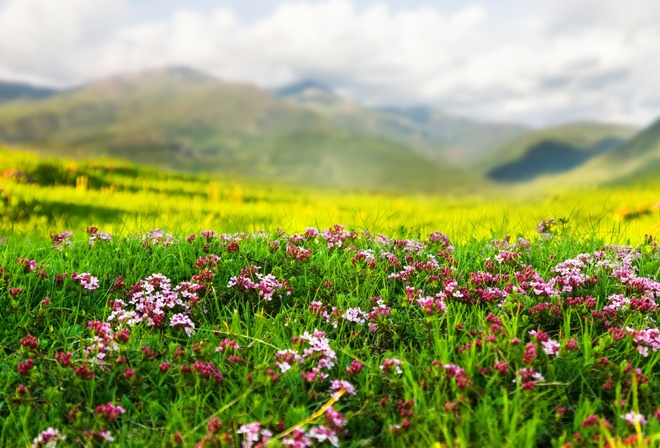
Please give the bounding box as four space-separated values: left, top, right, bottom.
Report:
479 121 638 183
0 68 481 193
565 118 660 185
229 132 486 193
277 82 529 167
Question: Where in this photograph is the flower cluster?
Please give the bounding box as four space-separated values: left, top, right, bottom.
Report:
71 272 100 291
228 265 292 302
108 273 202 336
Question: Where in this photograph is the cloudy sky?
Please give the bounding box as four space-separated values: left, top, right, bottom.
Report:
0 0 659 126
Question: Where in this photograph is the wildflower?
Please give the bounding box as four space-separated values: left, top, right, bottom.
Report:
416 295 447 314
621 412 647 426
381 358 403 375
18 359 34 376
581 415 598 427
523 343 537 364
87 227 111 246
71 272 99 291
342 307 367 324
191 361 223 383
301 367 329 383
330 380 356 395
536 218 555 234
32 428 66 448
564 338 579 352
345 359 364 375
493 360 510 374
55 352 72 367
286 243 312 261
282 428 312 447
308 426 339 447
98 429 114 442
73 361 95 380
95 402 126 422
275 349 304 373
50 231 73 251
141 229 176 248
324 406 346 429
200 230 217 241
228 265 292 301
237 422 273 448
170 313 196 336
541 339 561 356
20 334 39 350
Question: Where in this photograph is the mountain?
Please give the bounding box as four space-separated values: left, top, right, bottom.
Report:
374 106 531 166
275 81 530 167
0 67 481 193
0 80 59 102
479 121 638 183
566 118 660 184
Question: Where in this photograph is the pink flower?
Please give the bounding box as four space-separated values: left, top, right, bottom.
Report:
381 358 403 375
237 422 273 448
621 411 647 426
541 339 561 356
95 402 126 422
71 272 99 291
308 426 339 447
32 427 65 447
282 428 312 447
330 380 356 395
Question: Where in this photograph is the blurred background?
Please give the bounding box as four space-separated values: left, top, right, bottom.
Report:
0 0 659 237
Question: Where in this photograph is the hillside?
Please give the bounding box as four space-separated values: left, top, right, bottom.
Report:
479 121 638 183
0 68 480 193
277 81 530 166
563 117 660 184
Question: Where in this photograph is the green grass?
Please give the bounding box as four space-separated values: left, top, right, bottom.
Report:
1 146 660 447
2 221 660 447
1 146 659 243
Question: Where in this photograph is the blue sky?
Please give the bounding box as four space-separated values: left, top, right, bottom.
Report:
0 0 659 126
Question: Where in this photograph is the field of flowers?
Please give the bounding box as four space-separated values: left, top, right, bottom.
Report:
2 222 660 447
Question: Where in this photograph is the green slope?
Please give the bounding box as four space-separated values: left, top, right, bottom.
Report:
478 121 638 183
229 132 486 193
0 68 481 193
277 83 530 167
567 118 660 184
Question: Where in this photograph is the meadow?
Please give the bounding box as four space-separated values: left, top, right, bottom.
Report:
2 146 660 447
1 146 659 243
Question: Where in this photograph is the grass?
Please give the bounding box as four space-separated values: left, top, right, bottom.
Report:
1 146 659 243
2 147 660 447
2 223 660 447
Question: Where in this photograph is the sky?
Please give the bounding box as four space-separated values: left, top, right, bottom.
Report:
0 0 659 126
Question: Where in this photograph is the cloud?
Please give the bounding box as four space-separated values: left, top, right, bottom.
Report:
0 0 128 84
0 0 659 125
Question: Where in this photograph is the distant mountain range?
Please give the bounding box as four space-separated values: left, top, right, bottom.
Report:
478 122 638 183
0 80 58 102
0 67 657 192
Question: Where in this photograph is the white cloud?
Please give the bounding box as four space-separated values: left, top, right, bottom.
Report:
0 0 659 126
0 0 128 83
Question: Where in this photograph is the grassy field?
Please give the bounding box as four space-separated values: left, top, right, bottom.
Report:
1 146 659 243
2 147 660 447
